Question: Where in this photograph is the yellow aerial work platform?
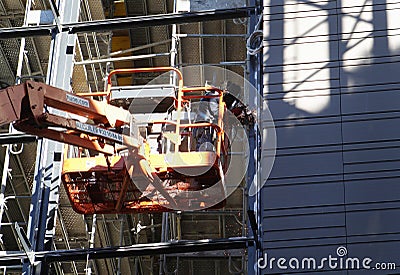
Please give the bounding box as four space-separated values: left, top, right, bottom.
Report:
0 67 230 214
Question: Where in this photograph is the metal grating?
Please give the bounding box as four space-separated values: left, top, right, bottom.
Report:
8 17 23 27
126 0 149 60
72 41 91 93
24 38 43 75
87 0 106 20
193 259 217 274
32 36 51 68
2 0 22 14
225 213 244 237
0 47 14 85
0 1 250 274
0 39 20 74
150 25 170 67
125 0 174 82
225 19 246 76
31 0 48 10
77 0 110 92
164 258 246 275
179 25 201 65
58 204 86 238
181 65 203 87
1 226 19 250
18 143 37 190
146 0 167 14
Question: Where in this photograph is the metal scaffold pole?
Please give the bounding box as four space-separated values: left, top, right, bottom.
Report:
0 134 11 241
22 0 81 274
0 0 33 243
246 1 263 275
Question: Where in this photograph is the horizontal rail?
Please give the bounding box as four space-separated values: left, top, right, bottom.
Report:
0 237 253 265
152 120 222 132
182 86 224 94
0 8 253 39
0 133 37 144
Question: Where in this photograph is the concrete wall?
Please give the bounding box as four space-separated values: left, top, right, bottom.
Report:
261 0 400 273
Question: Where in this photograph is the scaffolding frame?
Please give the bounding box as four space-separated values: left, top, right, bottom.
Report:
0 0 261 274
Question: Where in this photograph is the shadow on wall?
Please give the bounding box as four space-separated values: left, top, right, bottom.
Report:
264 0 399 144
262 0 400 248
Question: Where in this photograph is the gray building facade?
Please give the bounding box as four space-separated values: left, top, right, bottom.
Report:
261 0 400 273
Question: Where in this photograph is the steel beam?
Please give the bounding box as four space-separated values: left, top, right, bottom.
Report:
0 25 51 39
0 238 253 265
165 249 246 258
246 2 263 275
0 133 36 144
74 52 170 65
24 0 81 274
177 33 246 37
0 7 253 39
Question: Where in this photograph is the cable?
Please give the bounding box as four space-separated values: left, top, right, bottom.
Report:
246 15 263 56
9 143 23 155
233 17 247 25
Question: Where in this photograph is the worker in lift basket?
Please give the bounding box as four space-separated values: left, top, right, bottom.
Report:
193 89 220 151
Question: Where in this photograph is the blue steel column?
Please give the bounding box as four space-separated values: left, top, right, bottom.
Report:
23 1 81 274
247 1 263 275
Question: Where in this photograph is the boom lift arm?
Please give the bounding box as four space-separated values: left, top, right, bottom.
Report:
0 80 137 155
0 67 230 214
0 79 183 214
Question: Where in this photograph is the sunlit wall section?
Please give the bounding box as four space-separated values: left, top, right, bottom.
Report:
262 1 345 273
264 0 336 115
261 0 400 273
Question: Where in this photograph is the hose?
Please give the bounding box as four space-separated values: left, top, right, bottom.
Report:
246 15 263 56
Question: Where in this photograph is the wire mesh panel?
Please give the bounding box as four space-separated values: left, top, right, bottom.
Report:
164 258 246 275
193 259 217 275
86 0 106 20
0 49 14 85
24 38 42 74
58 206 86 237
224 213 244 238
72 42 91 93
2 0 22 13
0 39 19 74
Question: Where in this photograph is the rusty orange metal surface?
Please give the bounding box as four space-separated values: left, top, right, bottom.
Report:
61 152 224 214
0 85 26 126
0 80 136 155
0 67 230 214
61 74 229 214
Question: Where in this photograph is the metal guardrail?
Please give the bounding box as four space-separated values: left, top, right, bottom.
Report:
0 133 37 144
0 237 254 266
0 8 254 39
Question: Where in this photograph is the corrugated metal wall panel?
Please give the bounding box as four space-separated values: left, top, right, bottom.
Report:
261 0 400 273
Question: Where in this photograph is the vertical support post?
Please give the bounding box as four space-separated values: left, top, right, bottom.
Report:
170 0 182 153
16 0 33 85
1 0 33 246
86 214 97 275
159 212 169 275
0 136 11 241
161 1 179 270
246 1 263 275
116 217 123 275
23 1 81 274
170 18 178 68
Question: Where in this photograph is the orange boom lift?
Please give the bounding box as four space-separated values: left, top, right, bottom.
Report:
0 67 229 214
